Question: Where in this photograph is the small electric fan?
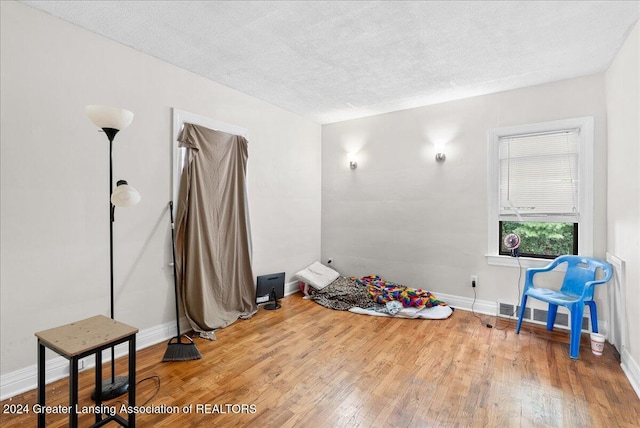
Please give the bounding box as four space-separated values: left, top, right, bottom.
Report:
503 233 521 257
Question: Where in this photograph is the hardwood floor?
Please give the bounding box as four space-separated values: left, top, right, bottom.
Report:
2 294 639 427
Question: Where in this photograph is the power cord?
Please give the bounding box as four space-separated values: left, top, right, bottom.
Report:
471 256 523 330
110 375 161 409
137 375 161 406
471 282 493 328
493 256 523 330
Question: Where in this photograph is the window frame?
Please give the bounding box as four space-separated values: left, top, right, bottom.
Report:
486 117 594 268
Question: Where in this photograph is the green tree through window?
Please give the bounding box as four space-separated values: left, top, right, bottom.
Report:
500 222 577 258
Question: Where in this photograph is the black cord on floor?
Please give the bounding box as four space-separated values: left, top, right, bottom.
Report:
111 375 161 408
471 256 524 330
471 285 493 328
137 375 161 406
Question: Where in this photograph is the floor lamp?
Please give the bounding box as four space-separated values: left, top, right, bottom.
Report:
86 105 141 400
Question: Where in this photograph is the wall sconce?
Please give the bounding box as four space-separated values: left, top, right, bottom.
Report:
347 153 358 169
433 142 447 162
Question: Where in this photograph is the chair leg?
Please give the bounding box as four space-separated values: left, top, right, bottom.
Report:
586 301 598 333
569 303 585 359
547 304 558 331
516 295 528 333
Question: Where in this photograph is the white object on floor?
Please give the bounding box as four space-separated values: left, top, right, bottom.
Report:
349 304 453 319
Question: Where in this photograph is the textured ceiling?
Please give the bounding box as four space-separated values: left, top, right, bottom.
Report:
21 1 640 124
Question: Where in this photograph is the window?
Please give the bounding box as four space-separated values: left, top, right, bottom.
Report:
487 117 594 267
499 221 578 258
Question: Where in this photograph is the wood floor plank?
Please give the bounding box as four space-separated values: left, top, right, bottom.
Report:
1 294 639 427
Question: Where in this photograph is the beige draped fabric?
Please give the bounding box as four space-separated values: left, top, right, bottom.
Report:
175 123 256 339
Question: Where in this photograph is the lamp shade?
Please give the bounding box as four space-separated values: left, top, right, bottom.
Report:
111 180 141 207
86 105 134 130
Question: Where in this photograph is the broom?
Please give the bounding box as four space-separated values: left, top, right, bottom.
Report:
163 201 202 362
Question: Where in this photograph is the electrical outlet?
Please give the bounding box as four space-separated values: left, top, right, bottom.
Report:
470 275 478 288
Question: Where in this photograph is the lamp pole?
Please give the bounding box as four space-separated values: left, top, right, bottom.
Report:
94 127 130 400
109 129 116 322
86 105 138 401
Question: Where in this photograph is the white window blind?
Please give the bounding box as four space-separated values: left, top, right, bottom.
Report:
499 129 579 222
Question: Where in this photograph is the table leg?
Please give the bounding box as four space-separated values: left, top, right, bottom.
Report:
69 357 79 428
129 335 136 428
37 340 45 428
95 350 102 424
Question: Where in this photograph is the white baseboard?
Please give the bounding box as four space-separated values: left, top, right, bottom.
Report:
284 280 301 296
436 292 497 316
0 318 187 402
621 346 640 400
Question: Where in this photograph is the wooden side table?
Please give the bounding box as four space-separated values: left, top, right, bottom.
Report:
35 315 138 427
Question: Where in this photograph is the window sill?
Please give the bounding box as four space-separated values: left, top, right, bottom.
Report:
485 254 554 269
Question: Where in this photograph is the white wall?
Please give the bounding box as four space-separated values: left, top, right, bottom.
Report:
0 1 321 376
322 74 608 309
605 20 640 389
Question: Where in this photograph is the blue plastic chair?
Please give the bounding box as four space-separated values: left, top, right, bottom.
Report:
515 255 613 359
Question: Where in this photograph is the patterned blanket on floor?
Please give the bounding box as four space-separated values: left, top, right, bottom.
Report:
355 275 446 309
310 276 376 311
310 275 446 311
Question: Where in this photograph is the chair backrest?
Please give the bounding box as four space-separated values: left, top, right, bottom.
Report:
556 255 613 300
